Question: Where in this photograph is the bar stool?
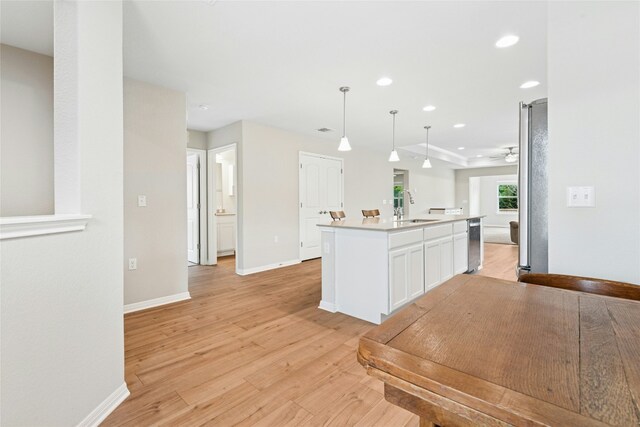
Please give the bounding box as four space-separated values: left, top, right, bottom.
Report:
329 211 346 221
362 209 380 218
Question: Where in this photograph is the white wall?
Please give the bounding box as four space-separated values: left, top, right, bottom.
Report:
187 129 207 150
124 78 189 306
223 120 455 272
0 44 54 216
406 165 456 215
547 1 640 283
477 175 518 227
1 2 125 425
455 165 519 215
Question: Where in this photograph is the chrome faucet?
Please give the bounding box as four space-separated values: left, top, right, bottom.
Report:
404 189 415 204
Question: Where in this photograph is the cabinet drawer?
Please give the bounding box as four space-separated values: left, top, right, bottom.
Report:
389 229 423 249
424 224 453 240
453 221 467 234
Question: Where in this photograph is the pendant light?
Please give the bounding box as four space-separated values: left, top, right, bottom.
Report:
338 87 352 151
388 110 399 162
422 125 432 168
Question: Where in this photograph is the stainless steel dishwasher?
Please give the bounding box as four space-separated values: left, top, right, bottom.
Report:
467 219 481 272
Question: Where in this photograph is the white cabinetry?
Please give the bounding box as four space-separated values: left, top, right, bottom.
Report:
216 214 235 256
453 221 469 275
424 222 466 290
319 217 481 324
389 243 424 311
440 237 454 283
424 224 454 290
388 229 424 312
424 236 453 290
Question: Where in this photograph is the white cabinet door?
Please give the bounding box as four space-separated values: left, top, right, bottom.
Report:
407 244 425 300
424 239 441 290
453 232 468 274
389 248 409 311
440 236 454 283
425 235 454 290
217 222 235 253
389 243 424 312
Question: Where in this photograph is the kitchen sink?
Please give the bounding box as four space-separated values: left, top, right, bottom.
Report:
395 219 440 223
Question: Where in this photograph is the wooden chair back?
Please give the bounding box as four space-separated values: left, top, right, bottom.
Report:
329 210 346 221
362 209 380 218
519 273 640 301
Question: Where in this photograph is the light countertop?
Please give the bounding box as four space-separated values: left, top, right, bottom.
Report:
317 214 484 232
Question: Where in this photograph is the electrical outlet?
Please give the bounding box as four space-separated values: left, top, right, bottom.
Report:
137 195 147 207
128 258 137 270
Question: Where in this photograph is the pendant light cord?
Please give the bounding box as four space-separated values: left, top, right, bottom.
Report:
389 110 398 151
425 126 430 158
392 112 396 150
343 90 347 138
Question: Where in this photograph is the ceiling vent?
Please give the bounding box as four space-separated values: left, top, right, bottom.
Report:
317 128 333 133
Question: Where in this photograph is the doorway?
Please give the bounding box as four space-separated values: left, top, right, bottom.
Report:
299 152 344 261
207 144 238 268
393 169 409 218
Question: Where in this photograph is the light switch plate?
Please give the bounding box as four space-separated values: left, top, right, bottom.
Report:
137 195 147 207
567 186 595 207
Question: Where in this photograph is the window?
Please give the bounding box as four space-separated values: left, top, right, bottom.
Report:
497 183 518 212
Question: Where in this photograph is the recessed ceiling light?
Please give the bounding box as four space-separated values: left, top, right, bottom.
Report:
477 154 483 158
458 147 465 150
495 35 519 48
376 77 393 86
453 123 466 128
198 104 210 110
423 105 436 112
520 80 540 89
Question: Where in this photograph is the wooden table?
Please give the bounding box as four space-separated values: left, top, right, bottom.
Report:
358 274 640 426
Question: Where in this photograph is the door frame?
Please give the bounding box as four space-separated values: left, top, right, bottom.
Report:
207 143 238 270
187 148 207 265
298 151 344 261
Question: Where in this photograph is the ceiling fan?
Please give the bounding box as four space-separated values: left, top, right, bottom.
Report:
490 147 518 163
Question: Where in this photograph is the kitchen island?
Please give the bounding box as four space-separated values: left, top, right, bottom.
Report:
318 215 483 324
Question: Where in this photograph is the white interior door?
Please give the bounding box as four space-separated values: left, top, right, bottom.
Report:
299 153 343 260
187 153 200 264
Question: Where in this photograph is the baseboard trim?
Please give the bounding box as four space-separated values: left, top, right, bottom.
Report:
124 292 191 314
236 259 301 276
77 382 129 427
318 300 337 313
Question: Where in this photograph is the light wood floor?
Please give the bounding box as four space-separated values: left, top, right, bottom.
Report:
104 244 517 426
476 243 519 281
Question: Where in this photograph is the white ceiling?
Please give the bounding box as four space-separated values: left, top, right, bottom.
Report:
1 1 548 167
